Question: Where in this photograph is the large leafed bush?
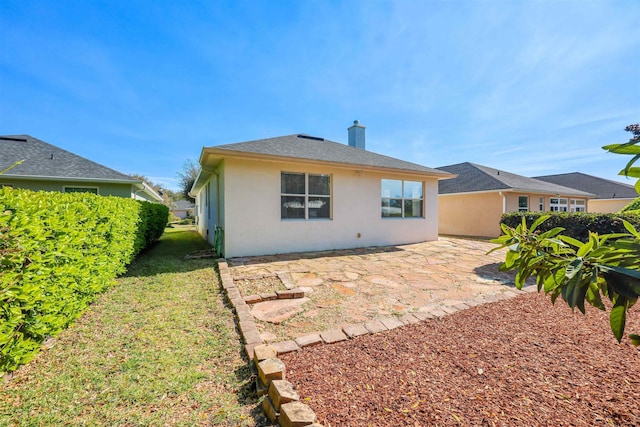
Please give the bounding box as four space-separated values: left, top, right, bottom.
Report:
500 211 640 243
0 188 168 372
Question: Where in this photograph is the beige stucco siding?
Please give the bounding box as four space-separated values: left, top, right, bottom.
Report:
439 192 504 237
209 157 439 257
588 198 634 213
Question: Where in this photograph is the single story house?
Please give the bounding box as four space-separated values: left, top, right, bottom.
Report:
437 162 594 238
190 121 454 257
170 199 195 219
533 172 637 213
0 134 162 202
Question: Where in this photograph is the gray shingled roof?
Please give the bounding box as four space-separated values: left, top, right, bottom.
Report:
534 172 637 200
207 134 452 177
437 162 593 196
0 135 137 182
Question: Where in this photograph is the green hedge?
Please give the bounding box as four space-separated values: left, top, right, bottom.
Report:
621 197 640 212
0 188 168 372
500 211 640 242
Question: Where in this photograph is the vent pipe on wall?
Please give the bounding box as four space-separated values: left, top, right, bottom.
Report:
348 120 366 150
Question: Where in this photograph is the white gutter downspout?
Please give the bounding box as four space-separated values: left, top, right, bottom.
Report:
498 191 507 213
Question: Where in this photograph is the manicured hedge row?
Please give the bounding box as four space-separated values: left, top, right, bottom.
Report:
621 197 640 212
500 211 640 242
0 188 168 372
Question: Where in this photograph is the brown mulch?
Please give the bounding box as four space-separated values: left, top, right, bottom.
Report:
281 292 640 427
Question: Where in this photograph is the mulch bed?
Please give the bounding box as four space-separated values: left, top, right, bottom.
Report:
281 292 640 427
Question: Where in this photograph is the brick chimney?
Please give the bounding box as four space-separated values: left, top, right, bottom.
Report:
348 120 366 150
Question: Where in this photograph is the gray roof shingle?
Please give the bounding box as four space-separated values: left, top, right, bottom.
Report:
206 134 452 177
0 134 137 182
437 162 593 197
533 172 637 199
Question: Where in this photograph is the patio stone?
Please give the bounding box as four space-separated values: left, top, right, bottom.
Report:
279 401 317 427
226 237 525 343
251 298 310 324
320 329 348 344
253 344 277 363
452 303 469 311
244 294 262 304
380 317 404 330
258 358 286 386
364 321 388 334
342 323 370 338
412 311 434 321
268 379 300 411
295 333 323 348
272 340 301 355
399 313 420 325
428 308 448 317
441 306 458 315
262 395 278 424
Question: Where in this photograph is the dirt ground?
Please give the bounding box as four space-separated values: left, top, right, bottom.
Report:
281 292 640 427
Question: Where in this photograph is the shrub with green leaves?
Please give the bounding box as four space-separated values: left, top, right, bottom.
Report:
500 211 640 243
0 188 168 372
620 197 640 212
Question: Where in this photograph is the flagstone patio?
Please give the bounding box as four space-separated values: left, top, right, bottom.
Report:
227 237 524 342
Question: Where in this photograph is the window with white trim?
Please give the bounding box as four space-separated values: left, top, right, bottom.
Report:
570 199 586 212
381 179 424 218
518 196 529 212
281 172 331 219
63 186 98 194
549 197 568 212
539 197 544 211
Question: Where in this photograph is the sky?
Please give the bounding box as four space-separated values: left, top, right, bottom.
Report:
1 0 639 191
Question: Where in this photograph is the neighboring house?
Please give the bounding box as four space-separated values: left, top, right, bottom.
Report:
190 121 454 257
533 172 637 213
0 135 162 202
170 199 195 219
437 162 594 238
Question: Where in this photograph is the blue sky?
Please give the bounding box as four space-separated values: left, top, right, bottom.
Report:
1 0 638 191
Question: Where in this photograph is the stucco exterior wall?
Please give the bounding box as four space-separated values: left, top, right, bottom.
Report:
199 158 440 257
439 191 592 238
588 198 633 213
438 192 504 237
0 178 133 198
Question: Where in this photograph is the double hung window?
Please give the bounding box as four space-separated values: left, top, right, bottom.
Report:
549 197 568 212
518 196 529 212
381 179 424 218
570 199 586 212
281 172 331 219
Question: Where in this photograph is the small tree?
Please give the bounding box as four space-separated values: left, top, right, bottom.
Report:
176 159 199 203
491 124 640 346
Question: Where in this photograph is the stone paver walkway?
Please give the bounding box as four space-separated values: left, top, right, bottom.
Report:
227 237 524 342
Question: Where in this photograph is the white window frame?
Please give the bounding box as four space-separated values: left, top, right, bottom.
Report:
281 172 332 220
570 199 586 212
550 197 568 212
381 179 424 219
63 186 99 195
539 197 544 211
518 196 529 212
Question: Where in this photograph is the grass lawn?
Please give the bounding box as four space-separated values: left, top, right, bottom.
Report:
0 226 265 426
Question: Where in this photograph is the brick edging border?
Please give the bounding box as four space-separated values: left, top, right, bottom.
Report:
216 257 537 426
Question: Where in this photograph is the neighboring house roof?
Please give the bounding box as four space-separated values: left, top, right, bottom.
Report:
533 172 637 200
171 199 195 210
193 134 453 193
437 162 594 197
0 134 162 201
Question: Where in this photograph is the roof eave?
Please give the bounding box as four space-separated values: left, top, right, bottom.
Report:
0 174 139 185
201 148 454 180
